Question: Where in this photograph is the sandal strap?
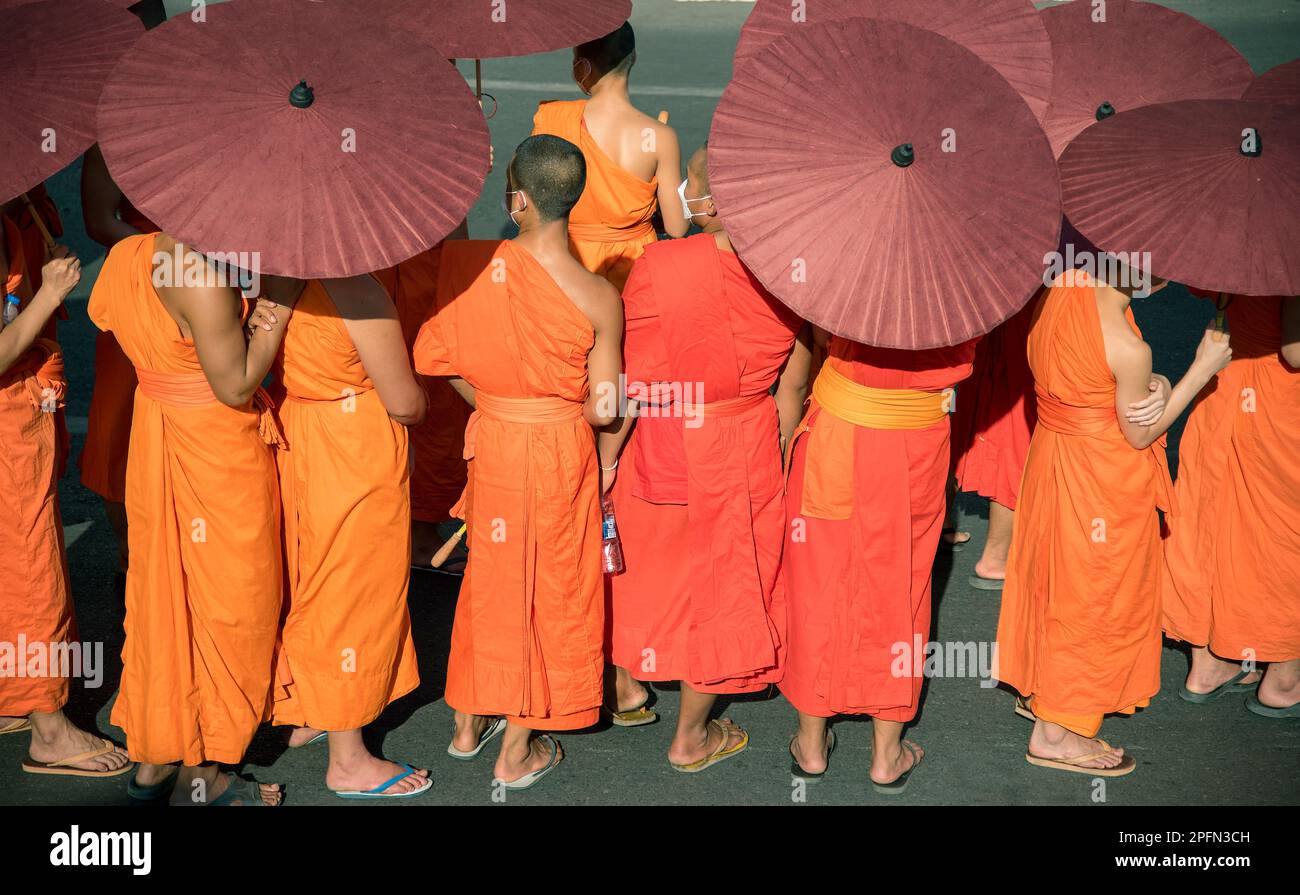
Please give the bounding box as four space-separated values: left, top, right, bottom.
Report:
45 742 115 768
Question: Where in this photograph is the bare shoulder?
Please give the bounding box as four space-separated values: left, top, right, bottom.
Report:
559 265 622 332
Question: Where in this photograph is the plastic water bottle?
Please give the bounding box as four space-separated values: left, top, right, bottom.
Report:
601 495 625 575
1 294 19 329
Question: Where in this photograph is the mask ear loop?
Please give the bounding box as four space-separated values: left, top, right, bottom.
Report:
479 92 499 120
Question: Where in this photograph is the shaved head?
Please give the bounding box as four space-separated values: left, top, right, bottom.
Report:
688 144 710 194
574 22 636 80
509 135 587 223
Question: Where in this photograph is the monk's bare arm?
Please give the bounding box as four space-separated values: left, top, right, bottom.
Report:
596 412 635 494
0 248 80 375
584 280 625 428
1282 296 1300 368
448 376 476 408
775 323 814 454
654 125 689 239
81 145 140 249
329 276 428 427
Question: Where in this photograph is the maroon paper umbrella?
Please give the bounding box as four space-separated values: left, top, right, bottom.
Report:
1040 0 1253 159
711 18 1062 350
96 0 491 279
734 0 1053 124
0 0 142 203
1244 58 1300 109
1060 99 1300 297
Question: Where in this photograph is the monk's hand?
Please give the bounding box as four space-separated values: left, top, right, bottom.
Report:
247 299 281 334
1192 325 1233 378
37 247 81 304
1126 375 1169 427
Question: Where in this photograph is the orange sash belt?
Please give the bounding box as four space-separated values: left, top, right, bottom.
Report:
135 368 285 447
812 362 950 430
678 390 771 420
475 393 584 425
568 220 656 245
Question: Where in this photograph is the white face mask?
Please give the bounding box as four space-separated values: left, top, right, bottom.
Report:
677 179 713 222
505 190 527 227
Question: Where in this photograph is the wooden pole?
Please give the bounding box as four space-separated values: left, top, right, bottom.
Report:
19 193 56 254
430 523 467 569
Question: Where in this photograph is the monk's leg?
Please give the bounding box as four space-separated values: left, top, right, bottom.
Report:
450 710 499 754
26 710 131 773
103 499 128 574
941 477 970 546
133 762 178 788
790 711 831 775
604 664 649 713
324 730 430 795
1026 720 1126 770
973 500 1014 580
869 719 924 785
667 684 745 766
1184 646 1261 694
494 721 562 784
170 764 282 806
1257 659 1300 710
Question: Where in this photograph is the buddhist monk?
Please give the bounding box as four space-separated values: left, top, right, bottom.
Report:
89 233 288 805
597 145 810 771
781 326 976 793
0 213 131 778
532 21 688 295
996 269 1232 776
268 274 430 799
415 135 621 789
1163 291 1299 717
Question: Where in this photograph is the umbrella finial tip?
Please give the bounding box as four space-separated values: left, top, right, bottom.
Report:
891 143 915 168
1096 101 1116 122
290 80 315 109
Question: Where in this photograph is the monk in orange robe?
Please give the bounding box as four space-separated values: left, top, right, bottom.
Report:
997 270 1232 776
782 329 975 793
376 238 473 572
89 233 288 805
598 146 809 770
0 214 131 777
79 144 159 576
532 21 688 294
415 136 622 788
1164 291 1300 717
267 275 429 798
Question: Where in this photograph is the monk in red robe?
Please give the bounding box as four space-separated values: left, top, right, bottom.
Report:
1 214 131 778
415 136 622 789
782 330 975 793
598 146 810 771
997 270 1231 776
1164 291 1299 716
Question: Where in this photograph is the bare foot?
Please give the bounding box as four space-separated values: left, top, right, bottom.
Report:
941 529 971 547
972 557 1006 580
326 755 430 796
1257 660 1300 709
174 772 283 806
790 727 832 775
133 762 178 788
288 726 324 748
1028 723 1126 770
612 670 649 714
27 713 131 773
494 735 562 785
0 715 26 732
450 713 496 754
1185 647 1260 695
870 738 924 785
668 718 745 767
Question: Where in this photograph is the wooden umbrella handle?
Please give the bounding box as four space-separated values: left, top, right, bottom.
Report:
657 110 670 124
20 192 56 254
430 523 467 569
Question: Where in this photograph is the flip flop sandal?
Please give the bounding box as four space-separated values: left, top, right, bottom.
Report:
495 735 563 790
290 730 328 748
968 573 1005 592
336 763 432 800
789 729 836 783
872 740 924 795
1014 695 1036 722
939 529 969 552
0 719 31 736
127 767 179 803
1245 692 1300 719
671 720 749 773
22 741 134 778
1179 668 1256 704
193 774 284 806
602 693 658 728
1026 738 1136 777
447 716 507 760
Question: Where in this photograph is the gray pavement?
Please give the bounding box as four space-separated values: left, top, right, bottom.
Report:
1 0 1296 806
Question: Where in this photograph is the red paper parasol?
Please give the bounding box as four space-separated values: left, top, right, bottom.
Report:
711 18 1062 350
1060 99 1300 297
0 0 143 203
96 0 491 279
1244 58 1300 109
734 0 1054 124
1040 0 1253 158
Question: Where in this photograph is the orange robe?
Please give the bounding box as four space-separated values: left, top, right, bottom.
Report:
269 280 420 730
609 234 800 692
79 201 155 504
996 273 1174 738
12 183 62 294
89 234 282 764
376 246 471 524
532 100 658 292
950 299 1039 509
781 337 976 720
1163 295 1299 662
0 216 74 716
414 240 603 730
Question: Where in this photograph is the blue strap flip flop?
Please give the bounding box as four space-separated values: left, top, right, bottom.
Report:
336 763 433 800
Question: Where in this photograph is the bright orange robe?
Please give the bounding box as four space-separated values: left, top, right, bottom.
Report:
269 280 420 731
532 100 658 292
781 337 976 720
89 233 282 764
1163 295 1299 662
376 246 470 524
13 183 62 294
996 273 1174 738
609 235 800 693
0 216 74 716
950 299 1039 509
79 201 155 503
414 240 603 730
